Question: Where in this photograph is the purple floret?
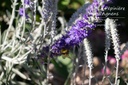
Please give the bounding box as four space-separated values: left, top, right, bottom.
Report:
19 8 28 18
24 0 30 5
19 8 24 16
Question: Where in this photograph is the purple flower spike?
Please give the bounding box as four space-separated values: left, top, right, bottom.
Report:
50 0 110 56
51 21 94 55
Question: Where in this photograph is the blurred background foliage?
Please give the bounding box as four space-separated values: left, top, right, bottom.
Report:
58 0 84 20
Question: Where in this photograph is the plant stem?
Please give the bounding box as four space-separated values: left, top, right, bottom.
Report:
115 58 119 85
89 68 92 85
